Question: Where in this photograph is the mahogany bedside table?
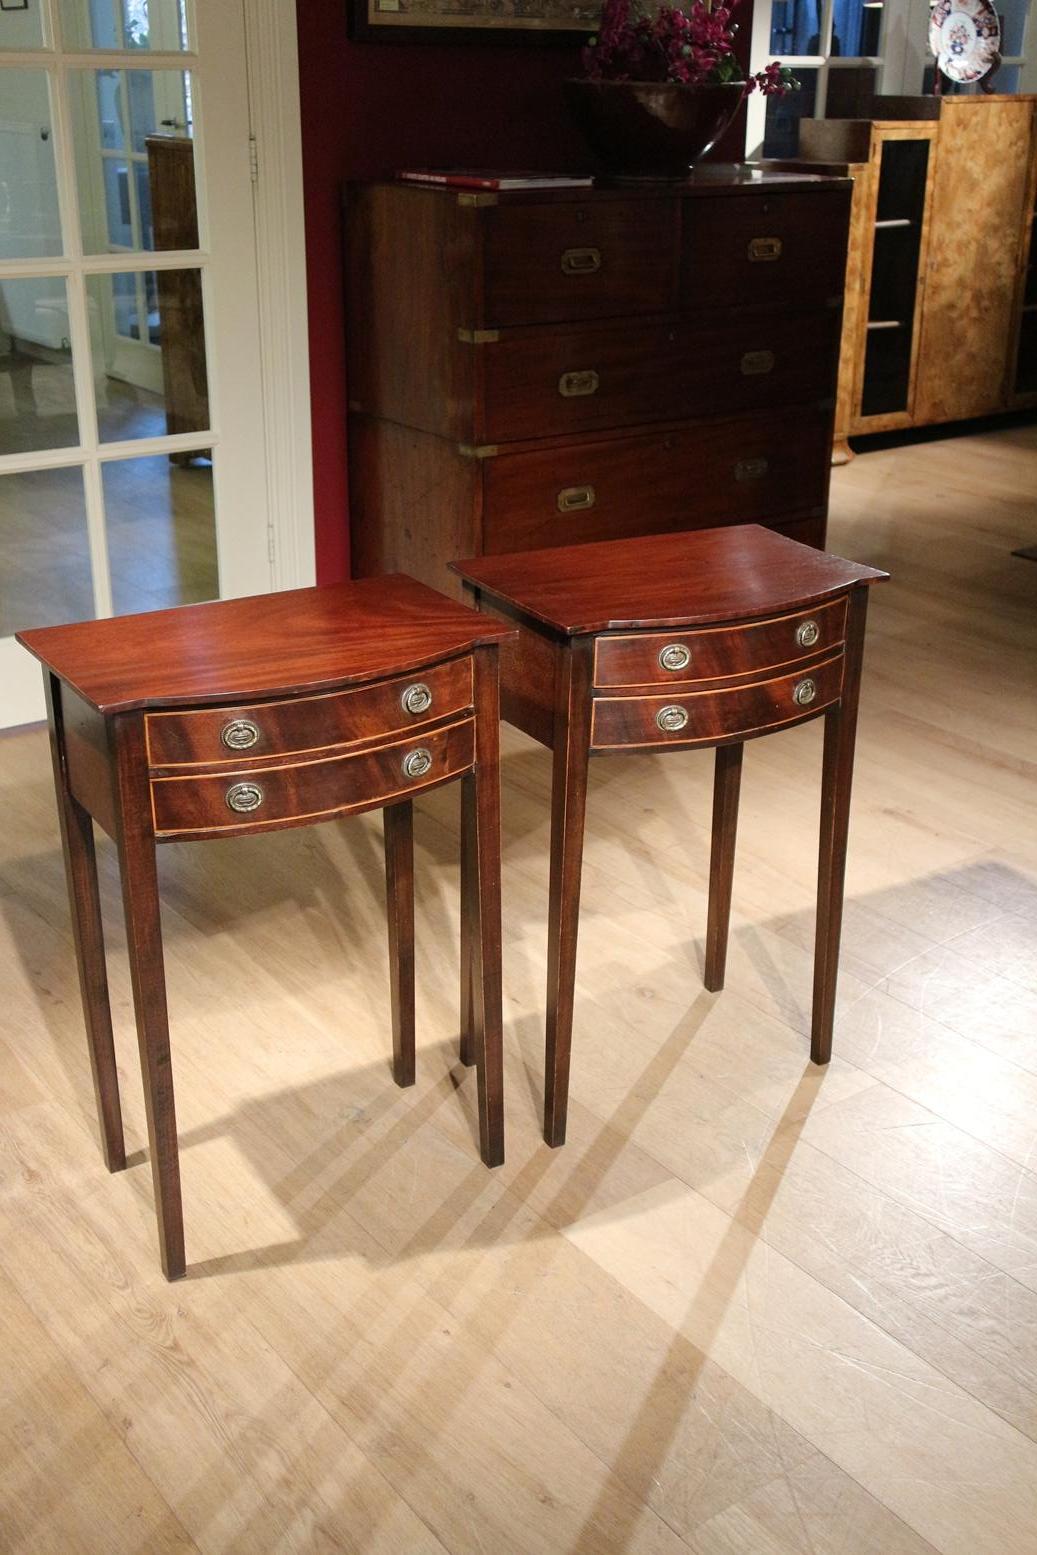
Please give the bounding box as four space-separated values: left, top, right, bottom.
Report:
452 526 887 1147
18 576 515 1279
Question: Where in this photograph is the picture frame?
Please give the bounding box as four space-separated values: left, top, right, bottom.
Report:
0 0 32 11
348 0 599 47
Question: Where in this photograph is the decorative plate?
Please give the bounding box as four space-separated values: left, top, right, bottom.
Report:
929 0 1001 85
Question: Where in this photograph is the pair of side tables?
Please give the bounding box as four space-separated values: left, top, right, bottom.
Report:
20 526 885 1278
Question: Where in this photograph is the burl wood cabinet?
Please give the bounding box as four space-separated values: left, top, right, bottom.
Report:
345 171 852 597
770 95 1037 455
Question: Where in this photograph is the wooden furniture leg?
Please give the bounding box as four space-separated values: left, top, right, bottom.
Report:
45 678 125 1172
704 742 743 993
459 777 476 1069
384 800 415 1087
458 648 504 1166
543 643 594 1148
812 589 869 1064
113 717 185 1280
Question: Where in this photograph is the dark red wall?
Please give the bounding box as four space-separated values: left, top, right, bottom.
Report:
297 1 748 583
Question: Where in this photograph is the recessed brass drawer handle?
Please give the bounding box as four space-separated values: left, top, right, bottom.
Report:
734 457 769 482
656 704 689 733
401 682 432 715
796 619 820 648
561 246 601 275
658 643 691 672
557 484 596 512
226 781 264 814
402 747 433 780
740 350 775 376
748 236 783 262
221 718 260 751
559 369 599 398
793 678 817 707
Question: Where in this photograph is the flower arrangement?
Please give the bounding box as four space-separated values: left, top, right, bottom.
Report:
583 0 800 95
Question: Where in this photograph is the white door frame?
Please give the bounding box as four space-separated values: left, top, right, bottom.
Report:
242 0 315 596
0 0 312 728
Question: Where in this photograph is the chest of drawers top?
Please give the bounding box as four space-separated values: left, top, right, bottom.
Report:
347 169 851 331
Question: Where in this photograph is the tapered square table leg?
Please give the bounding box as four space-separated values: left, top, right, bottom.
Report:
384 799 416 1087
46 678 125 1173
544 641 594 1149
704 741 743 992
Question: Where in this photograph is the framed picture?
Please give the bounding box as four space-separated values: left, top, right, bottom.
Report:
349 0 600 46
0 0 31 11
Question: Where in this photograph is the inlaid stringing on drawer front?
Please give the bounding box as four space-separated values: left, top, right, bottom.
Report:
590 655 845 751
150 718 476 838
592 599 848 688
144 655 474 770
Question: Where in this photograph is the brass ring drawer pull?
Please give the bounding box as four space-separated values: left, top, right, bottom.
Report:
402 747 433 780
401 682 432 715
793 678 817 707
748 236 783 262
221 718 260 751
796 619 820 648
557 484 596 513
225 781 264 814
658 643 691 672
740 350 775 376
559 369 599 398
656 704 689 733
561 246 601 275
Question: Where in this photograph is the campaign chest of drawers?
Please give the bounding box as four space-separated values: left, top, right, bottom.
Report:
345 170 852 597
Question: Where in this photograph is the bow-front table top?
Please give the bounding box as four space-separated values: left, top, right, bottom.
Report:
450 525 888 634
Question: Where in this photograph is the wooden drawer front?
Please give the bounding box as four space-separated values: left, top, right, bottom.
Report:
481 200 678 327
481 311 839 442
680 191 851 310
145 657 473 769
591 656 844 751
481 406 831 555
594 599 848 688
151 719 475 838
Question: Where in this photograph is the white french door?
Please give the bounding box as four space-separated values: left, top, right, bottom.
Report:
0 0 281 727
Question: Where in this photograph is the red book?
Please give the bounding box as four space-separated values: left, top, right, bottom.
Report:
396 169 594 191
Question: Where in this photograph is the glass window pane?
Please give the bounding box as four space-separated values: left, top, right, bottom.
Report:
762 69 819 159
0 73 62 261
70 70 196 255
0 278 79 455
0 467 94 637
59 0 190 52
86 267 209 442
769 0 823 55
998 0 1029 56
103 456 216 616
831 0 883 57
0 3 47 49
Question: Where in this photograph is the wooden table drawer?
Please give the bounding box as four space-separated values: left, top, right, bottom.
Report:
481 310 839 442
151 718 475 838
481 200 678 326
590 656 844 751
481 406 831 555
145 656 473 770
593 599 847 688
680 190 851 311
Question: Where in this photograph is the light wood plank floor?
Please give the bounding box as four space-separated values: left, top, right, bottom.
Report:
1 421 1036 1555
